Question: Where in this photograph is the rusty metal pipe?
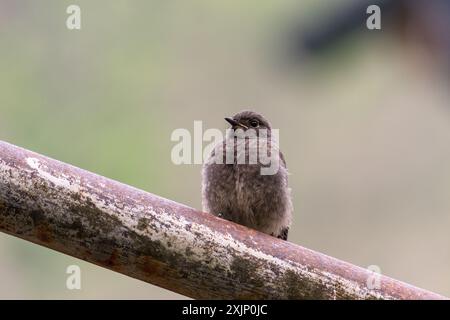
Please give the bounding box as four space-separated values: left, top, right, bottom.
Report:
0 140 445 299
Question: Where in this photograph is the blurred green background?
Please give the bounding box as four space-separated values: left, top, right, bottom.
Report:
1 0 450 299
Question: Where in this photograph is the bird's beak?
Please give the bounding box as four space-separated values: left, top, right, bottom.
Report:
225 117 248 129
225 117 238 126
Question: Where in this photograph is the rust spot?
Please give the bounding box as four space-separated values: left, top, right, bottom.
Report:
30 210 53 243
105 248 119 268
137 255 164 276
35 224 52 243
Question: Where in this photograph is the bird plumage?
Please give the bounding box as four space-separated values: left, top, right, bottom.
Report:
201 111 293 240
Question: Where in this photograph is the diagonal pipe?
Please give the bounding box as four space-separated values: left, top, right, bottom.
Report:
0 140 445 299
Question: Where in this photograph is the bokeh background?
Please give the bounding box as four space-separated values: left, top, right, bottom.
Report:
1 0 450 299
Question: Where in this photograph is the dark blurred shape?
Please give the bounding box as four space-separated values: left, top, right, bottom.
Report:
298 0 395 53
290 0 450 71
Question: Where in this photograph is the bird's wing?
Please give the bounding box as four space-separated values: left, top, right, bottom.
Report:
279 150 287 169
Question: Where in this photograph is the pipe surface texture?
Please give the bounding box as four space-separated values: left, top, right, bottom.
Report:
0 140 445 299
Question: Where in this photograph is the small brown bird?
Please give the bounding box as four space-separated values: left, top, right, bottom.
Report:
201 110 293 240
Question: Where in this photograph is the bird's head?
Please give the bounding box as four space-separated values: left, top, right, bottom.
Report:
225 111 271 137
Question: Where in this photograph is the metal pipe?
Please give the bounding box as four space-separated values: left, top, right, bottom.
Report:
0 140 445 299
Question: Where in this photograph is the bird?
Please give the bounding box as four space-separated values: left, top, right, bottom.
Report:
201 110 293 240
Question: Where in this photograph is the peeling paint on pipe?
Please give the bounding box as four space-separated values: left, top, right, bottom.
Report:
0 140 446 299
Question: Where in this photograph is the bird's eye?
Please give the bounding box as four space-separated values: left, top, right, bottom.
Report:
249 119 259 128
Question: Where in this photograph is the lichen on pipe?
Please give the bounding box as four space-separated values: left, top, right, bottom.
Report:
0 140 446 299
